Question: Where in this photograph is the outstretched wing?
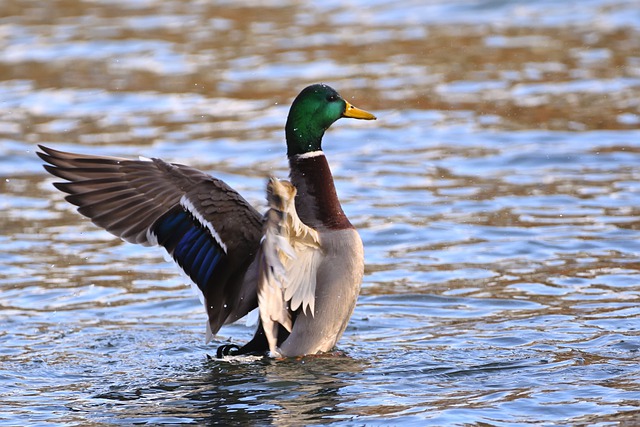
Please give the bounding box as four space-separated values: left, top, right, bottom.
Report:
37 145 263 336
257 177 324 355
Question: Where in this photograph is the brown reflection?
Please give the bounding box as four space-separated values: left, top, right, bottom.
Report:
0 2 638 426
1 0 638 147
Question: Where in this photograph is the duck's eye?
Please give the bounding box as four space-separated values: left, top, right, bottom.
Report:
326 94 338 102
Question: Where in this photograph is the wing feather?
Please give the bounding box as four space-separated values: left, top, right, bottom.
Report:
38 145 263 337
257 177 323 355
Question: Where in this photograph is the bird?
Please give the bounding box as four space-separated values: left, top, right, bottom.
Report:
38 83 376 358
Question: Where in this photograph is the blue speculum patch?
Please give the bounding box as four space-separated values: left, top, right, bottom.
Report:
153 208 224 290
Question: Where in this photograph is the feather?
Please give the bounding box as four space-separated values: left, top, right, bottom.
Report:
257 177 323 355
37 145 263 338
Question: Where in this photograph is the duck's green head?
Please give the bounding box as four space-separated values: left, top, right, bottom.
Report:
285 84 376 157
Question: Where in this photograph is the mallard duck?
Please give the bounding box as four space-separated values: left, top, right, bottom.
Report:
38 83 376 358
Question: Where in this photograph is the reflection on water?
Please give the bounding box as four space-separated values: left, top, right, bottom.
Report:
1 0 640 425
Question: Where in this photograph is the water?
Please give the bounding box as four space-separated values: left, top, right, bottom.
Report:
2 0 640 425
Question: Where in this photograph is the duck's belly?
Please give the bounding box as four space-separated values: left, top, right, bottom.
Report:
279 228 364 356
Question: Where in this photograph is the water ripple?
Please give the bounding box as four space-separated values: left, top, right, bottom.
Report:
1 0 640 425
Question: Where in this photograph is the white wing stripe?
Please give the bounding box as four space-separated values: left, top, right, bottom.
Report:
180 195 228 254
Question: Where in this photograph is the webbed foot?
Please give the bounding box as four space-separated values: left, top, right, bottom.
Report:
216 344 240 358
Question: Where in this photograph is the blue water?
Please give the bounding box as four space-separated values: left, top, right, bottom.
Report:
1 0 640 425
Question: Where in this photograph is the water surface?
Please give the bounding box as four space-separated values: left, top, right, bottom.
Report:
1 0 640 425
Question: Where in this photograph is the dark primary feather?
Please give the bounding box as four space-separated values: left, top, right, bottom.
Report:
37 145 263 334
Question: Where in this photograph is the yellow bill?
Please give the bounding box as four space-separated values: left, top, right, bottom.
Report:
343 101 377 120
